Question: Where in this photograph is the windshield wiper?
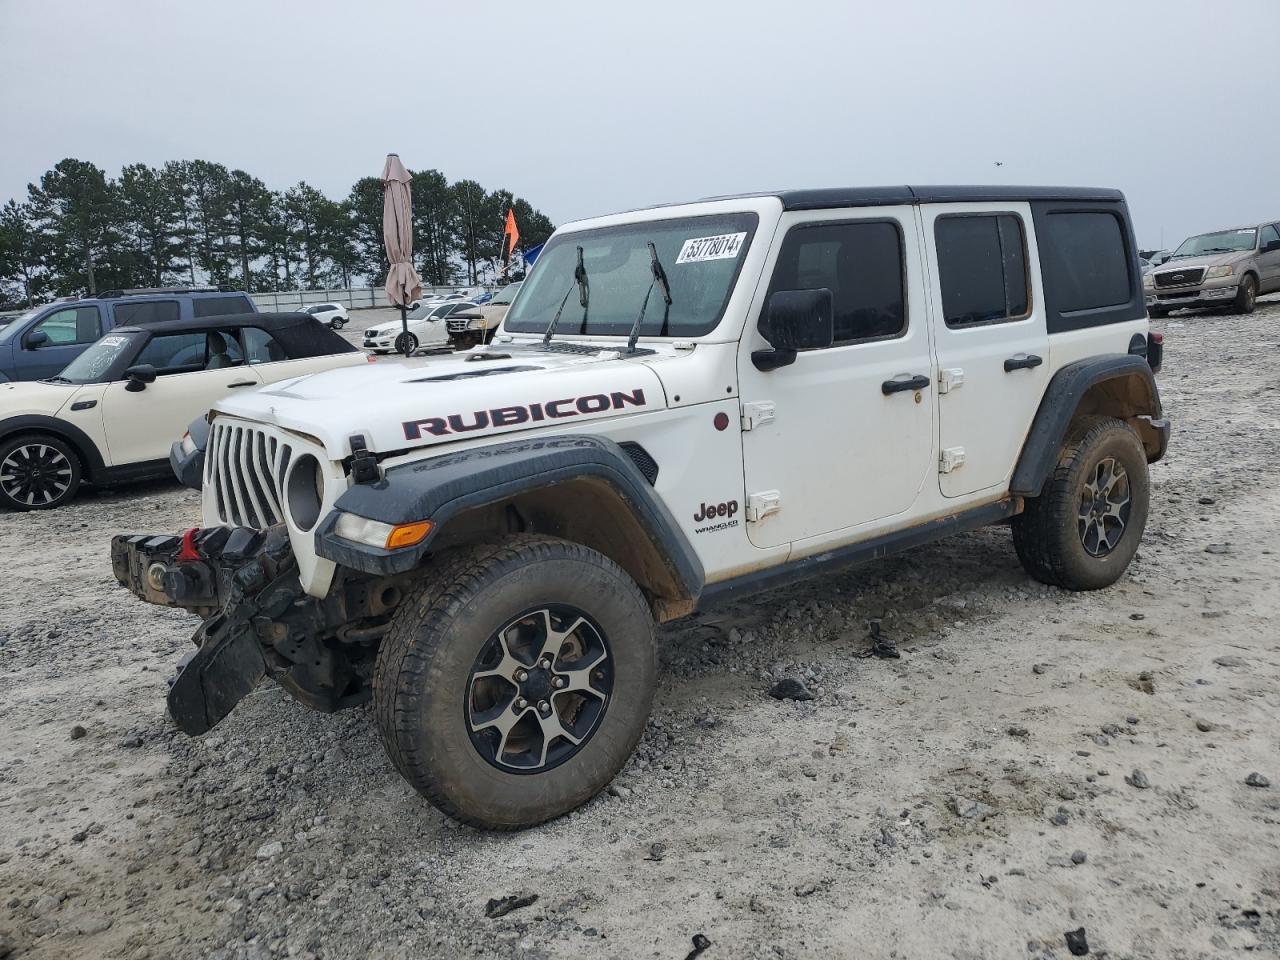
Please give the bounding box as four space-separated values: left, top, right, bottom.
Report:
542 246 588 346
625 242 673 354
41 376 73 384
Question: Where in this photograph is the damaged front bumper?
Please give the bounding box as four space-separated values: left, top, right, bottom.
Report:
112 526 392 736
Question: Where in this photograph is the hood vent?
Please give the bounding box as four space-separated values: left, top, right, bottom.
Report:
410 365 542 383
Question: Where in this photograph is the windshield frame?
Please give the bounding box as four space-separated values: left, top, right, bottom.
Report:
503 212 760 340
1172 228 1258 257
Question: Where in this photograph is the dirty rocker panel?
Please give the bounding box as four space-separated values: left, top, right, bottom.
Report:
1011 354 1169 498
314 434 705 598
699 499 1019 608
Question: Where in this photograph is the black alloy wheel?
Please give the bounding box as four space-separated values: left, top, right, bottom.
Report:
0 436 82 511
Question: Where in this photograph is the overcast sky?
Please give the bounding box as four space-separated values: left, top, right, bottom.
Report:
2 0 1276 249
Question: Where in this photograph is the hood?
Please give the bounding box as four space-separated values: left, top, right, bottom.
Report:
1155 250 1253 272
0 378 81 416
210 345 667 458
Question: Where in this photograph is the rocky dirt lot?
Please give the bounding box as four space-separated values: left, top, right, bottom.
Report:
2 300 1278 960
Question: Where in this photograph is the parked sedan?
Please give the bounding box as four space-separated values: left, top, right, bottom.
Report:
362 301 477 354
302 303 350 329
0 313 369 511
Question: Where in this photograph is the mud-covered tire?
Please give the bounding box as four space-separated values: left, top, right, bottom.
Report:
0 433 83 511
1234 274 1257 314
1011 416 1150 591
373 535 657 830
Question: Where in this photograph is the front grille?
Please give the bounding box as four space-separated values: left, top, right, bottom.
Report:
205 420 293 528
446 319 469 333
1154 267 1205 288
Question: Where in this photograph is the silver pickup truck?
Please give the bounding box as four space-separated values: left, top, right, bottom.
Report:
1145 221 1280 317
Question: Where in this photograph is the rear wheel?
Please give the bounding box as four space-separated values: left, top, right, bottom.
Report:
1012 416 1149 591
1234 275 1257 314
0 434 82 511
374 536 657 829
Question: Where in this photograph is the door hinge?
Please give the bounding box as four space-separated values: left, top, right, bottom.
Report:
740 401 775 432
746 490 781 522
939 447 966 474
938 368 965 394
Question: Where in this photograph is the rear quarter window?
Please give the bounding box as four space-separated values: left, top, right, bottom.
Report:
113 300 180 325
193 295 255 318
1033 203 1143 333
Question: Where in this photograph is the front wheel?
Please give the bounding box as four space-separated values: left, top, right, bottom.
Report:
374 536 657 830
1011 416 1150 591
1234 275 1257 314
0 434 83 511
394 332 418 354
331 318 346 329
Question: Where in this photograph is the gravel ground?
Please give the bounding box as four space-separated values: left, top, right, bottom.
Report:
1 299 1278 960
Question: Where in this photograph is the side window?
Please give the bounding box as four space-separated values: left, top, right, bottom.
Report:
134 333 207 373
31 306 101 346
113 299 180 325
1040 212 1131 313
934 215 1030 327
192 295 254 318
765 220 906 346
1260 224 1280 249
243 327 288 364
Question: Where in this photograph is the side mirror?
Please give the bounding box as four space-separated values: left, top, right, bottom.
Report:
753 289 834 371
124 363 157 392
24 329 49 349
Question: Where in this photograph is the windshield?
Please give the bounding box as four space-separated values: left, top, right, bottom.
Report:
1172 228 1257 257
0 307 43 343
57 332 139 383
504 213 758 338
489 282 522 305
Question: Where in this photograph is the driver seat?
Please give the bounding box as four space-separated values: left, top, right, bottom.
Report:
205 332 233 370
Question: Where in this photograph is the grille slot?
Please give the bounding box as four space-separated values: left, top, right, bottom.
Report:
206 421 294 528
1154 267 1205 288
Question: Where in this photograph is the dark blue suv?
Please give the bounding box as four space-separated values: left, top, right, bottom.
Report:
0 288 258 382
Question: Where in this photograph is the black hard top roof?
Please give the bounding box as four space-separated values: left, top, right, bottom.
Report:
702 185 1125 211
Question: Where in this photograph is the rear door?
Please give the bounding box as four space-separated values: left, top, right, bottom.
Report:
99 330 262 466
921 203 1049 498
738 207 935 549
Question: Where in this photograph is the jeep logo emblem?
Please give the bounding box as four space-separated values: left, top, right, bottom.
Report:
693 500 738 523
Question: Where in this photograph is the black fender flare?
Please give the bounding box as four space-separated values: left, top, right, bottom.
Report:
315 434 705 606
0 413 107 481
1011 354 1168 498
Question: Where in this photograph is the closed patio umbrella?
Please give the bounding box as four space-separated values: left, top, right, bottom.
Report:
382 153 423 355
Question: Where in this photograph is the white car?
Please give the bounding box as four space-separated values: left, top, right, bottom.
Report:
0 313 369 510
113 185 1167 830
302 303 349 329
362 301 477 354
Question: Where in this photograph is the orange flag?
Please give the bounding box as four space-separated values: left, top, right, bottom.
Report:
503 208 520 263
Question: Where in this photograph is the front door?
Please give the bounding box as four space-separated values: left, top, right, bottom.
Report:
100 330 262 466
920 203 1049 498
18 305 103 381
1258 224 1280 291
738 208 935 549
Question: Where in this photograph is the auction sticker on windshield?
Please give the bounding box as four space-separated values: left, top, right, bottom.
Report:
676 232 747 265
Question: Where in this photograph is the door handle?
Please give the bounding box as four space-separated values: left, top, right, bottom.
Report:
227 380 256 388
881 374 931 395
1004 354 1043 372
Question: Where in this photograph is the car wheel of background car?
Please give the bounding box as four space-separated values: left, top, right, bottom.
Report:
0 433 83 512
394 332 418 354
373 535 657 830
1011 415 1149 591
1234 275 1257 314
330 318 345 329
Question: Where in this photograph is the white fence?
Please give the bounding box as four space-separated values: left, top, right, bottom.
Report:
249 286 490 312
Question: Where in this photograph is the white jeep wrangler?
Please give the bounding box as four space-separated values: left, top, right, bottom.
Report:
113 186 1168 830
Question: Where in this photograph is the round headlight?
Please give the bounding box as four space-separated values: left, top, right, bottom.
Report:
286 454 324 531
